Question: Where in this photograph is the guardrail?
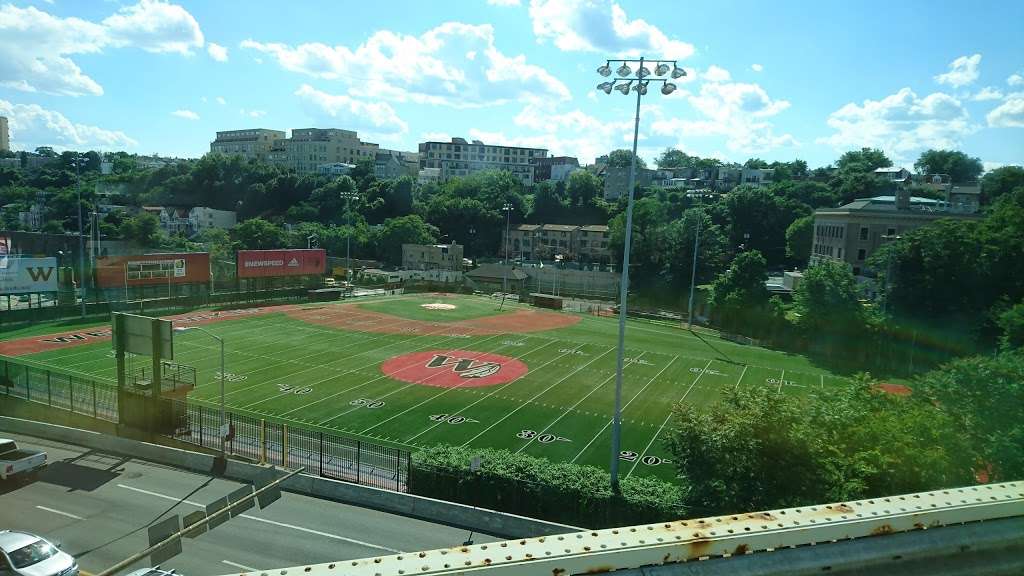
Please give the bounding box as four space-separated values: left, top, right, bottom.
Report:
218 480 1024 576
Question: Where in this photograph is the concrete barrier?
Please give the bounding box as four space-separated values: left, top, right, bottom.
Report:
0 416 580 538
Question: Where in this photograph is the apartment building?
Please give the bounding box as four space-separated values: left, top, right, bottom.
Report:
418 137 548 185
0 116 8 152
375 151 419 180
506 223 611 263
811 189 982 277
147 206 237 237
268 128 380 175
402 243 464 271
531 156 580 182
210 129 286 161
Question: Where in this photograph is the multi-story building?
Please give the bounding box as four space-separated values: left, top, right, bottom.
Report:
715 167 742 191
576 225 611 262
873 166 912 183
150 206 237 237
531 156 580 182
508 224 541 260
418 137 547 185
374 151 419 180
602 166 655 200
210 129 286 161
417 167 441 184
317 163 355 177
811 189 982 277
741 167 775 188
268 128 380 175
535 224 577 259
402 243 464 271
0 116 9 152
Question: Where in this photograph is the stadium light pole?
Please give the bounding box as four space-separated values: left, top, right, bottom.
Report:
687 197 703 330
74 154 87 318
502 203 513 294
597 57 686 492
340 189 359 282
175 325 225 456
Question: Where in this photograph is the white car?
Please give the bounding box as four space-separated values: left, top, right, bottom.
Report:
0 531 77 576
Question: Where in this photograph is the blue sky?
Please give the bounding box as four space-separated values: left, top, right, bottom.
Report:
1 0 1022 170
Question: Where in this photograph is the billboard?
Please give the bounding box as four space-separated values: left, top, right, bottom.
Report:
95 253 211 288
237 249 326 278
0 257 59 294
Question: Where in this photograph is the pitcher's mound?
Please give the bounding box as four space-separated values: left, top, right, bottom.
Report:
421 303 457 310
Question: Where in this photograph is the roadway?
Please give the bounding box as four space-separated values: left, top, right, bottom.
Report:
0 433 496 576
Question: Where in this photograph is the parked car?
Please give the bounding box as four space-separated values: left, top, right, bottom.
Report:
125 568 179 576
0 439 46 482
323 277 338 287
0 531 77 576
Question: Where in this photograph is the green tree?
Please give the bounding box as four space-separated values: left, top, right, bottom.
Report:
996 301 1024 349
661 208 728 288
916 351 1024 481
785 215 814 265
230 217 286 250
530 181 568 223
655 148 692 169
743 157 769 169
793 260 866 357
605 149 647 169
566 170 601 207
608 196 668 274
710 185 811 265
707 250 773 335
914 149 983 183
772 180 837 208
980 165 1024 205
119 212 163 246
309 175 359 224
836 147 892 173
373 214 438 264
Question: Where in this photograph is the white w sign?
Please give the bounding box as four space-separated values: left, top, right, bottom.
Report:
0 257 58 294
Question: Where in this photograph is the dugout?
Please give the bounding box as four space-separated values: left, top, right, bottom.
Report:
530 293 564 310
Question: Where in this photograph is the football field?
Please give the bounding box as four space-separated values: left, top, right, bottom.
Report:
1 293 854 480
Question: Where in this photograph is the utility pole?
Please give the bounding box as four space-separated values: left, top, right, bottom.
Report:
687 197 703 330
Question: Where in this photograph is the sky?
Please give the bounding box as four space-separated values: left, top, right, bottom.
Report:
1 0 1023 170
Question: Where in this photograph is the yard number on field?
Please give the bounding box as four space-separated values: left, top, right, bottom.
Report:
619 451 671 466
766 378 795 386
516 429 571 443
429 413 478 424
278 383 312 395
689 367 725 376
350 398 386 408
216 371 247 382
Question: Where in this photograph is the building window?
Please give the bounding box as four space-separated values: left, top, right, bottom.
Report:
857 249 866 261
837 248 843 259
859 227 869 240
886 227 896 237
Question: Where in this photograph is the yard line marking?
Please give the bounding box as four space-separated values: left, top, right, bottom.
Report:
35 506 84 520
116 484 401 553
516 352 647 454
279 331 529 416
778 369 785 393
734 365 748 389
820 373 824 389
626 359 712 479
569 355 678 463
363 339 558 435
319 333 511 426
462 346 616 447
222 560 258 572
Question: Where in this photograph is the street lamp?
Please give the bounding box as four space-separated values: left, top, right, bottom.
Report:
502 203 513 295
339 188 360 281
596 57 686 492
174 325 226 456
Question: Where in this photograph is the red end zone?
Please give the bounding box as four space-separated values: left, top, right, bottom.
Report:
381 349 528 388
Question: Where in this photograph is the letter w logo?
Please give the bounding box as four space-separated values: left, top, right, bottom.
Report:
426 355 501 378
26 267 54 282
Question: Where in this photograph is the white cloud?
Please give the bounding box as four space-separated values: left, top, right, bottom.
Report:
1008 74 1024 87
421 131 452 142
528 0 694 59
971 86 1004 101
0 1 204 97
819 87 976 159
703 65 731 83
487 0 521 5
240 108 267 118
216 96 227 105
0 99 136 150
207 42 228 62
172 109 200 120
983 161 1006 172
241 22 568 108
751 63 763 72
294 84 407 135
934 53 981 88
987 95 1024 128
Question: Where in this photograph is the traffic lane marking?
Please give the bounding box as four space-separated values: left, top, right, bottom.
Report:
222 560 259 572
35 506 84 521
115 484 402 554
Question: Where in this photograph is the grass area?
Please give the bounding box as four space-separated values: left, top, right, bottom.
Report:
357 294 514 322
6 293 854 481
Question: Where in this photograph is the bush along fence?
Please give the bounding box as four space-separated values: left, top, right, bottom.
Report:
408 445 688 529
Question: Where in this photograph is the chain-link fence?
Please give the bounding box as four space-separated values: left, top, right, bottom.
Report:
0 356 118 422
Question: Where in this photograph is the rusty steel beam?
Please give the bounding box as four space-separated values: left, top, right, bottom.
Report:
217 481 1023 576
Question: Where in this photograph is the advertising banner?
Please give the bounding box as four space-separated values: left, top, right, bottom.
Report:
237 249 326 278
0 257 59 294
95 253 211 288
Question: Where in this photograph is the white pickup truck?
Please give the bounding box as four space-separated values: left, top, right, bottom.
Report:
0 439 47 482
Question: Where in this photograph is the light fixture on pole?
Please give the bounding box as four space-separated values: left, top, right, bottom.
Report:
595 57 686 493
597 63 612 77
174 325 226 456
340 188 359 282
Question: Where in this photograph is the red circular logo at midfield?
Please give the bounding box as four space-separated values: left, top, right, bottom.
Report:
380 349 528 388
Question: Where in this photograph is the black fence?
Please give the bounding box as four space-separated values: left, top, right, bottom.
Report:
0 357 118 422
167 400 410 491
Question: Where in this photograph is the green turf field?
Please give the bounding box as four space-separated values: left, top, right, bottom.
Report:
6 293 854 480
